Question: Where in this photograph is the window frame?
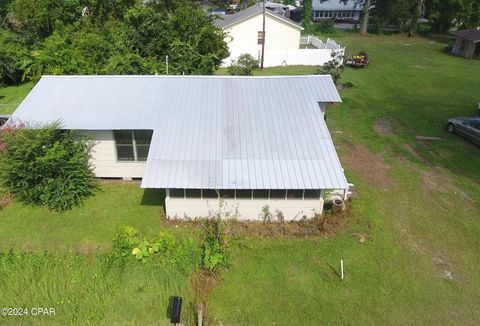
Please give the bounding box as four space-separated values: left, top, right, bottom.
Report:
113 130 153 162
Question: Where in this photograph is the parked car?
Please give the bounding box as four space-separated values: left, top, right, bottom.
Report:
447 116 480 146
0 115 11 127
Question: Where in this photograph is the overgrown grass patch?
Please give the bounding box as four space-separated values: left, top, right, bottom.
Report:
0 251 194 325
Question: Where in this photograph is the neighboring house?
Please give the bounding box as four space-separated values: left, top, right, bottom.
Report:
451 29 480 59
312 0 362 21
214 4 344 67
11 75 348 220
215 4 304 64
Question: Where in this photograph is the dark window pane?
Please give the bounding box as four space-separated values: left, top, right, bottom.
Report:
270 189 286 199
113 130 133 145
219 190 235 199
186 189 201 198
236 189 252 199
287 190 303 199
116 145 135 161
253 190 269 199
134 130 153 145
169 189 184 198
304 189 321 199
136 145 150 161
203 189 218 198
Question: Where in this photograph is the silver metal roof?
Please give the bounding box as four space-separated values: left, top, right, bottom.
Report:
13 75 347 190
214 4 303 30
312 0 362 11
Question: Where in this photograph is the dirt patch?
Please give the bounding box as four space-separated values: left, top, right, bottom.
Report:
374 117 394 136
74 242 107 254
340 144 394 190
421 167 476 209
189 269 221 324
0 193 12 210
222 208 351 238
404 144 432 166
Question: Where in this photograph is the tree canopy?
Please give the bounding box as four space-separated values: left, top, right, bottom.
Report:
0 0 228 84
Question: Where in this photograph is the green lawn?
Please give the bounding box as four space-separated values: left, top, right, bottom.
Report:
0 82 34 114
0 183 170 252
209 34 480 324
1 33 479 325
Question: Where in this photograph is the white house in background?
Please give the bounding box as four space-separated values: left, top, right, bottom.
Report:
214 4 344 67
215 4 303 63
11 75 348 220
312 0 362 21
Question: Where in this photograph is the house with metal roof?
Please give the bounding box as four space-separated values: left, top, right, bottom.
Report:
11 75 348 220
312 0 362 21
451 29 480 59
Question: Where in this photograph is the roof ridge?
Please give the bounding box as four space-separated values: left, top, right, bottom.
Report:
41 75 332 79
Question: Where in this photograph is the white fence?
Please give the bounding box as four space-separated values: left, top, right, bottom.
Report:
222 35 344 68
300 35 342 50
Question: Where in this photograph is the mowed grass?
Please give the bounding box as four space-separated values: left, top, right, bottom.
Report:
209 34 480 324
0 183 169 252
0 82 34 114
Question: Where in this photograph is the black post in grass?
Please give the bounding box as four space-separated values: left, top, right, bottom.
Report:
170 296 182 325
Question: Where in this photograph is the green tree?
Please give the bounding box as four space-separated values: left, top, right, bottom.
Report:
302 0 313 33
86 0 136 22
124 5 228 74
0 123 96 211
9 0 82 41
228 54 259 76
0 29 30 85
455 0 480 28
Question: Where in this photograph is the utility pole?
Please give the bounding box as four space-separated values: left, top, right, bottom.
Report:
260 0 266 69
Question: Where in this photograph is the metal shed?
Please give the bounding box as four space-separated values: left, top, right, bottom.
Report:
452 29 480 59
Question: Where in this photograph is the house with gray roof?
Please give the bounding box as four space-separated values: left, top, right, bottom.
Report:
10 75 348 220
312 0 362 21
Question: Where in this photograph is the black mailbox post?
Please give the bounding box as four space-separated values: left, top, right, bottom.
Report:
170 296 182 324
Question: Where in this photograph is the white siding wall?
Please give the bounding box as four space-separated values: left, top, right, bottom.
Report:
223 13 301 65
77 130 146 178
166 197 324 220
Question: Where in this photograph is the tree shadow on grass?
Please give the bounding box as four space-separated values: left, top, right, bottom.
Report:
141 188 166 207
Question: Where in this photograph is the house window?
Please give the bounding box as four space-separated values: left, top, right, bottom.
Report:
219 190 235 199
186 189 201 198
169 189 185 198
304 189 321 199
203 189 219 198
287 190 303 199
113 130 153 161
270 189 287 199
253 190 269 199
236 189 252 199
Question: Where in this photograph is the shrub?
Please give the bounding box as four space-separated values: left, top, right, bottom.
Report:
316 49 345 85
315 19 335 34
202 218 229 270
110 226 202 274
228 53 258 76
0 122 96 211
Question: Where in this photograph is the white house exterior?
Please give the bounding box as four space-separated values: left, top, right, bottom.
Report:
215 4 343 67
312 0 362 21
11 75 348 221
